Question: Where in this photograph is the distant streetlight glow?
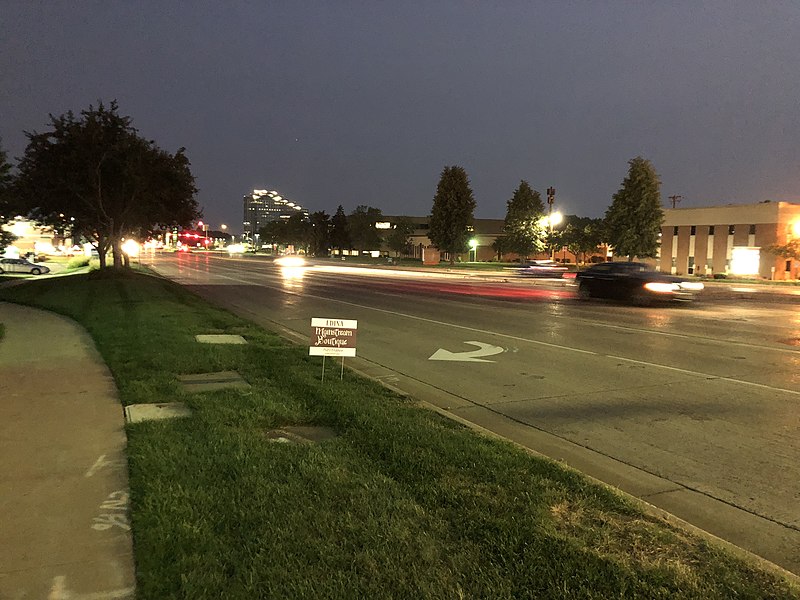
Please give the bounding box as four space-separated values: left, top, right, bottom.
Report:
122 239 140 257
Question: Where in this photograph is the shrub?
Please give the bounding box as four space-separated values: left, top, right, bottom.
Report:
66 256 91 269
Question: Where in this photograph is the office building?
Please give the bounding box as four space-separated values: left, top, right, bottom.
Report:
242 189 309 244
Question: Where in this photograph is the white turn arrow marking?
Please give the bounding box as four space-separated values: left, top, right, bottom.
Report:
428 341 505 363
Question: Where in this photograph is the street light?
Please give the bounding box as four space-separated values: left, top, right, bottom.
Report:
468 238 478 262
546 187 557 259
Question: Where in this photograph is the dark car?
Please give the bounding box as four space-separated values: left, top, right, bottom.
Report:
575 262 703 305
0 257 51 275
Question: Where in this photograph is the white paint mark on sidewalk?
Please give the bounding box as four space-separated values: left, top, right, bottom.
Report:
84 454 124 478
92 490 130 531
49 575 134 599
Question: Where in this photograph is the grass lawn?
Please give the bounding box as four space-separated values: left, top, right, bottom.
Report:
1 270 798 599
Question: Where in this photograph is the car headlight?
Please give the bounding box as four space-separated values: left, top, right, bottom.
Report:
644 282 678 293
678 281 704 291
275 256 305 267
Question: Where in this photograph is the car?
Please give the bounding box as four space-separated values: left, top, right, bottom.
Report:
177 245 192 253
0 257 51 275
274 255 306 267
574 262 703 305
518 259 569 278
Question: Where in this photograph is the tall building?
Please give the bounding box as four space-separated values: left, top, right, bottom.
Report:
242 189 309 244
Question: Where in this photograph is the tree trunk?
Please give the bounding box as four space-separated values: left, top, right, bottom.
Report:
95 236 107 268
112 238 123 268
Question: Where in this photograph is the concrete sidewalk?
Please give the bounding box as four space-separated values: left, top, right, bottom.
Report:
0 302 135 599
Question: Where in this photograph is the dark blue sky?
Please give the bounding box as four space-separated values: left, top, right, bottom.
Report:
3 2 799 233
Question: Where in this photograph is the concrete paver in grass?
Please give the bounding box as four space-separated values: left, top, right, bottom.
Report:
195 334 247 344
177 371 251 393
125 402 192 424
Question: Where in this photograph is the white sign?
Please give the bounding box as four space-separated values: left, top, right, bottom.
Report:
310 318 358 357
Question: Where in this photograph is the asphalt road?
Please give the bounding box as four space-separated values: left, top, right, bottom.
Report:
146 252 800 575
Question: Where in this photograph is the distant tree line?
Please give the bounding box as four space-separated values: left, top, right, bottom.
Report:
13 100 787 269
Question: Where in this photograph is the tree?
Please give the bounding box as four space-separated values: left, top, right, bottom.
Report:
557 216 605 264
348 205 383 253
491 236 509 261
766 240 800 262
502 180 546 260
15 101 199 268
387 217 416 257
330 205 351 254
604 156 664 260
259 220 287 249
309 211 330 257
285 213 312 253
429 165 476 264
0 139 17 253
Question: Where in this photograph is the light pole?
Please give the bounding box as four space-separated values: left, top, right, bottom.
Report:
546 187 556 259
198 220 208 248
468 238 478 262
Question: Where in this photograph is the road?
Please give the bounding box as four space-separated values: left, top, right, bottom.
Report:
147 252 800 575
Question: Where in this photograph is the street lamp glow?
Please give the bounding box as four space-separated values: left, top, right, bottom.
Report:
549 211 563 226
469 238 478 249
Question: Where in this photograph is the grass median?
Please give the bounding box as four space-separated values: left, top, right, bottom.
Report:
1 270 798 599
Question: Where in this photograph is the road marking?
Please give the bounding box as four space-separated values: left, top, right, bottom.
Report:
611 355 800 396
153 261 800 398
429 341 505 362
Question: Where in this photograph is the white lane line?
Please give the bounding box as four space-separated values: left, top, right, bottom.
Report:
610 355 800 396
568 315 800 355
155 262 800 397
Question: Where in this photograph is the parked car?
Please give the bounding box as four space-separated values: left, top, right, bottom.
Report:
575 262 703 305
518 259 569 278
0 258 51 275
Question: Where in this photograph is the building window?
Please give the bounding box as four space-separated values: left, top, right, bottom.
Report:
690 226 696 235
728 225 735 235
787 260 792 272
749 224 756 235
708 226 715 235
673 226 679 235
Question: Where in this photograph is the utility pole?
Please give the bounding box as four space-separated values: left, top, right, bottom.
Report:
668 195 683 209
546 187 556 260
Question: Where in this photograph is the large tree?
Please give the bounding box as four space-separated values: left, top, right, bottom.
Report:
604 157 663 260
330 205 351 254
259 220 287 249
285 213 312 253
0 139 17 253
15 101 199 268
429 165 476 264
386 217 416 257
348 205 383 253
503 180 546 260
556 215 605 264
309 211 331 257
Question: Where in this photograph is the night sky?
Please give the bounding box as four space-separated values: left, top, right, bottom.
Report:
3 2 799 233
